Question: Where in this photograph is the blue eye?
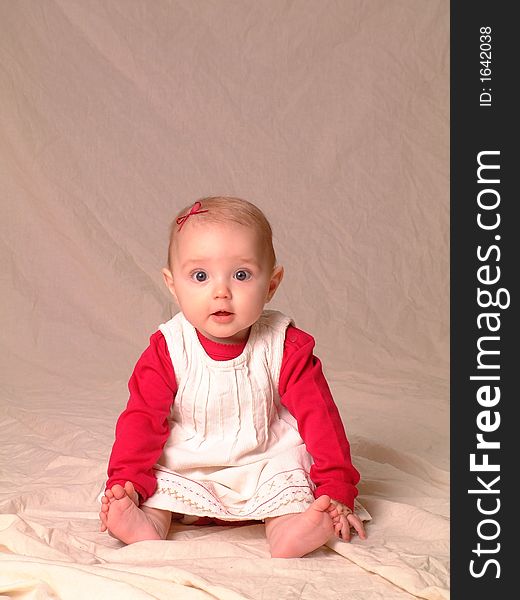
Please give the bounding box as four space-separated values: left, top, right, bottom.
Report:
235 270 251 281
192 271 208 282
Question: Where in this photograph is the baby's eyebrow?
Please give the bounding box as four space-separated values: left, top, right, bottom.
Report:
181 257 261 268
180 259 209 268
235 258 261 267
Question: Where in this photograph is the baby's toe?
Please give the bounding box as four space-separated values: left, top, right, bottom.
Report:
99 511 108 530
111 484 126 500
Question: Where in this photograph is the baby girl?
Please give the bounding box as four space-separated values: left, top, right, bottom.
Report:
99 196 366 557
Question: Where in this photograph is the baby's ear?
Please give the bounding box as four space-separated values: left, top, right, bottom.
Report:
267 265 284 302
161 268 178 302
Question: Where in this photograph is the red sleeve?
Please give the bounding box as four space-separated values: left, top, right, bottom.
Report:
279 325 360 510
106 330 176 501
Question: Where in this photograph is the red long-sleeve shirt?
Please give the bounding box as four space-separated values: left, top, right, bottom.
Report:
106 324 360 509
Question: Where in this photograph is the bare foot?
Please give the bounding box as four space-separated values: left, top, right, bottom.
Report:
99 481 138 532
99 482 166 544
265 495 335 558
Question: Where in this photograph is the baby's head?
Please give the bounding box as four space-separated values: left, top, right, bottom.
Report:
162 196 284 344
166 196 276 272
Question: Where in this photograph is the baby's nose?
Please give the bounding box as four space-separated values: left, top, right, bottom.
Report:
213 282 231 298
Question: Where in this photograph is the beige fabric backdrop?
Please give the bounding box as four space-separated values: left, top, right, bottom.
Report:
0 1 449 598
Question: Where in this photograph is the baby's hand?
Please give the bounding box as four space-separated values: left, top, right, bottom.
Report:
328 499 367 542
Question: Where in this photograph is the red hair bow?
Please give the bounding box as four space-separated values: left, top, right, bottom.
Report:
176 201 209 231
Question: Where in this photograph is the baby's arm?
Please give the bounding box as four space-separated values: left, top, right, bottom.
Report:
106 331 176 500
329 499 366 542
279 327 361 510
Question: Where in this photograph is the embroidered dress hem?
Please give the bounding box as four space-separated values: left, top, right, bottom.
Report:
142 466 316 520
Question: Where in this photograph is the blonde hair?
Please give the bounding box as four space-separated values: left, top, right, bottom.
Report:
167 196 277 271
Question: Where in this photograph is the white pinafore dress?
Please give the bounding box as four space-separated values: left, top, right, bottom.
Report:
141 310 315 520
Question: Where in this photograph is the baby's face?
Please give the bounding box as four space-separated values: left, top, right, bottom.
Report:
164 221 283 344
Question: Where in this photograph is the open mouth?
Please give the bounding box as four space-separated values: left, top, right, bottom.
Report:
211 310 234 323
